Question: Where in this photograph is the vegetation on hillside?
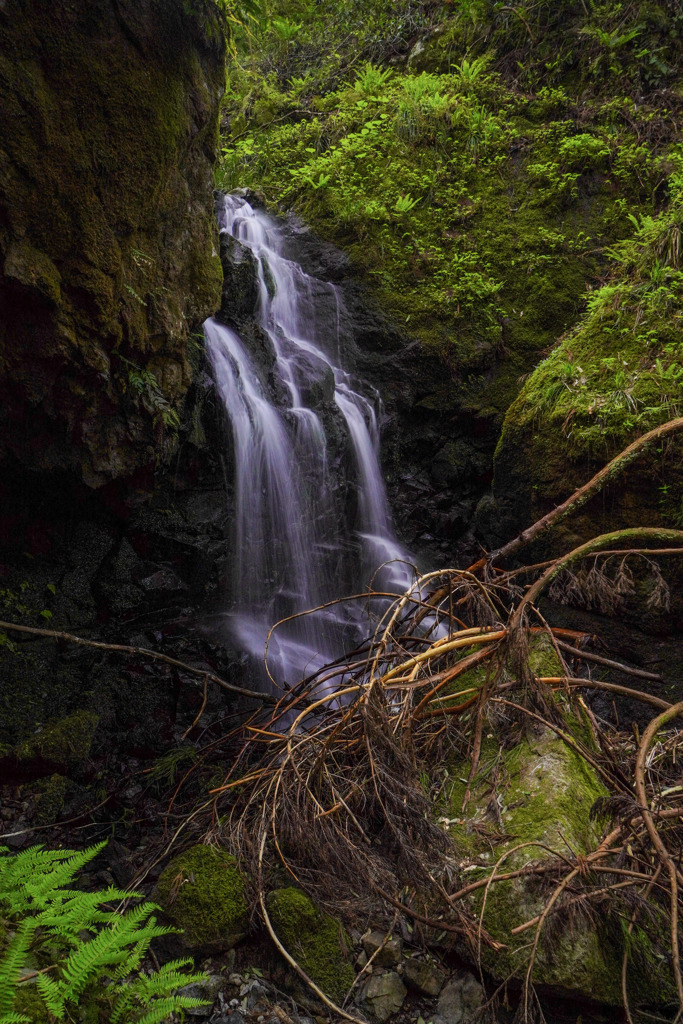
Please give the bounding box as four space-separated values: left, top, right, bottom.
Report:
218 0 683 428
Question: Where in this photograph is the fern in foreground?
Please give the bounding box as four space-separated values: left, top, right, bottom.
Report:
0 843 208 1023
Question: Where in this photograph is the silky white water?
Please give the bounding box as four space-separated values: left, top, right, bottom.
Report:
205 193 414 689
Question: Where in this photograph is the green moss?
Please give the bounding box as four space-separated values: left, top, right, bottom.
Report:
0 0 225 484
13 983 52 1024
265 887 354 1004
13 710 99 770
12 968 120 1023
3 240 62 305
33 773 68 825
490 190 683 536
435 633 675 1003
155 844 249 952
445 725 619 997
218 0 682 452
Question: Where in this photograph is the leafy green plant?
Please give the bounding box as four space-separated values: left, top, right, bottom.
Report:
0 843 208 1024
271 16 301 42
394 194 420 215
353 63 393 98
124 362 181 432
557 133 611 172
451 54 491 92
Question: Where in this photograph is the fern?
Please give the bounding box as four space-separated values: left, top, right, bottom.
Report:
0 843 209 1023
0 922 35 1016
111 960 208 1024
135 995 208 1024
34 886 135 942
0 843 108 912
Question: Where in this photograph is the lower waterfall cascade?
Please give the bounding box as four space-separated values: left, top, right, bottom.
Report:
204 193 415 689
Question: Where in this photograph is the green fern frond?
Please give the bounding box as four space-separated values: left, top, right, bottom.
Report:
36 887 135 940
0 843 108 914
124 962 206 1003
57 927 133 1002
0 844 208 1024
109 959 199 1022
0 921 35 1015
35 974 66 1020
57 905 175 1001
134 994 210 1024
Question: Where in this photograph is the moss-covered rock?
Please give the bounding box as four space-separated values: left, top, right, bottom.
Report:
481 192 683 553
265 887 354 1004
33 773 68 825
441 637 674 1004
1 710 99 780
0 0 225 487
155 844 249 955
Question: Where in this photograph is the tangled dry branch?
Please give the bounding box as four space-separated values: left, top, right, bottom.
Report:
200 531 683 1021
197 422 683 1023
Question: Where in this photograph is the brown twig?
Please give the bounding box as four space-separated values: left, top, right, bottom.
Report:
488 417 683 566
0 618 273 703
554 639 662 682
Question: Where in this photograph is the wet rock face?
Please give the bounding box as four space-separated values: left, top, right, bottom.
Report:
0 0 225 486
0 380 236 765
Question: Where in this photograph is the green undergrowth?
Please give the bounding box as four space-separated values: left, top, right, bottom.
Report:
495 179 683 513
218 0 682 422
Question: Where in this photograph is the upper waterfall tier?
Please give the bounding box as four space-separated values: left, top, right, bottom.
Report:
205 193 414 689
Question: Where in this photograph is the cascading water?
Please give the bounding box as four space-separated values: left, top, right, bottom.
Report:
204 193 414 689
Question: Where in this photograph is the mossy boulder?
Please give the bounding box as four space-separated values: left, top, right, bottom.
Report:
481 196 683 553
442 638 675 1004
265 887 354 1004
33 773 68 825
1 710 99 780
155 844 249 955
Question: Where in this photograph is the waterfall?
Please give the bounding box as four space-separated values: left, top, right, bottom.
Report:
204 193 414 689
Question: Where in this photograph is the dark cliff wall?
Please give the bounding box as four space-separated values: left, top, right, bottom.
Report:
0 0 225 486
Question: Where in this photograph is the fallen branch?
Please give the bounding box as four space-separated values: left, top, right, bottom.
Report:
509 527 683 635
0 618 274 705
554 639 662 681
634 701 683 1013
488 416 683 565
536 676 672 712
